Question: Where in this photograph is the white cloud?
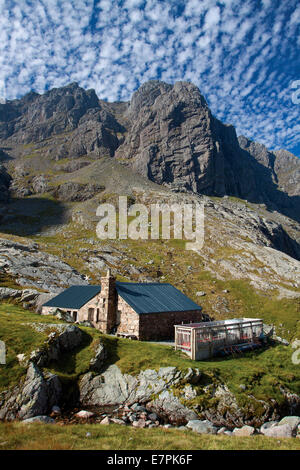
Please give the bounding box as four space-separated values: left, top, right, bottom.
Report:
0 0 298 153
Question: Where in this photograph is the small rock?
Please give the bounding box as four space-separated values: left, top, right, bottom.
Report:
22 416 55 424
51 405 61 415
131 403 146 412
233 425 255 436
291 339 300 349
186 419 218 435
196 291 206 297
164 424 173 429
217 427 228 435
16 353 27 364
86 432 91 437
111 418 126 425
100 416 111 425
132 419 146 428
148 413 158 421
75 410 95 419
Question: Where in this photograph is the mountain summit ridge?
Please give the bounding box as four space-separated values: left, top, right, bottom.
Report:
0 80 299 222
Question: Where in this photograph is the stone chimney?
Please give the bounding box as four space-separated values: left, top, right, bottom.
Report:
100 269 117 333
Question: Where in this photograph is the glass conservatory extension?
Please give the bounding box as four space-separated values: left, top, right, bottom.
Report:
175 318 264 360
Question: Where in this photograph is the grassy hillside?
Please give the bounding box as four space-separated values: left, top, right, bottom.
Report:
0 302 299 417
21 221 300 342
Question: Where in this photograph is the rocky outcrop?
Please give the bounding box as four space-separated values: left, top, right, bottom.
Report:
79 365 201 423
0 83 123 160
0 286 40 303
89 342 107 372
0 362 62 421
239 136 300 200
0 324 85 420
28 324 86 367
113 81 299 222
0 237 88 292
52 182 105 202
147 390 198 425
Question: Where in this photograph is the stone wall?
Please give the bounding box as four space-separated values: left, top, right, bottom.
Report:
116 297 203 341
139 310 203 341
116 296 140 337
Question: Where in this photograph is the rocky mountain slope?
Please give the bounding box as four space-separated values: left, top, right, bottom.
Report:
0 79 299 302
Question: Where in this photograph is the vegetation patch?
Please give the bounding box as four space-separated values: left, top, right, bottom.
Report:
0 422 300 450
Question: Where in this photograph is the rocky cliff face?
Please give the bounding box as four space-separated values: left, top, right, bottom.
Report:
238 137 300 197
115 81 253 197
0 82 122 159
0 80 299 221
114 81 299 222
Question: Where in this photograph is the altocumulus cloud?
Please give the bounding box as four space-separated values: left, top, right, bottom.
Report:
0 0 299 155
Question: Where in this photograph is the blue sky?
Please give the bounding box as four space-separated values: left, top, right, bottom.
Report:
0 0 299 156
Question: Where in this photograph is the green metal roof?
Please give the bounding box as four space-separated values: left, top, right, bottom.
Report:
43 285 101 310
43 282 202 315
116 282 202 314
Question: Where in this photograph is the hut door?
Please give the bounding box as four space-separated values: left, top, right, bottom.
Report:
88 308 94 321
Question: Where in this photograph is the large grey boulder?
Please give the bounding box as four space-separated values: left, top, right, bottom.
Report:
79 365 199 410
0 362 62 420
277 416 300 432
147 390 198 426
260 421 278 435
263 424 293 438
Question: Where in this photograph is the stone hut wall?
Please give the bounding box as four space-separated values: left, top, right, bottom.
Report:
139 310 203 341
116 296 140 338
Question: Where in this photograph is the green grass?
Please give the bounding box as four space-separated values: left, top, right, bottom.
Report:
0 422 299 450
0 300 300 435
0 303 64 391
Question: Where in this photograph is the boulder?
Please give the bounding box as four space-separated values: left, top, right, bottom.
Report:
100 416 111 425
22 415 55 424
0 362 62 420
79 365 190 408
89 342 107 372
30 324 85 367
232 425 255 436
260 421 278 435
148 390 198 426
277 416 300 432
186 419 218 435
263 424 293 438
111 417 126 425
75 410 95 419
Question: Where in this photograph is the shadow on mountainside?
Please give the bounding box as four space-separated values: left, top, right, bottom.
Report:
236 148 300 224
0 196 67 236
